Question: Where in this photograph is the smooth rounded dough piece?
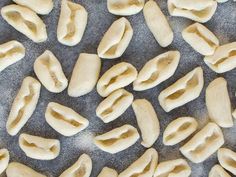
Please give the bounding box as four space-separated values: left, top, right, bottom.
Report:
206 77 233 128
13 0 53 15
133 51 180 91
59 154 92 177
204 42 236 73
1 5 47 43
98 167 118 177
209 164 231 177
97 17 133 59
132 99 160 148
97 62 137 97
163 117 198 146
94 124 140 154
143 0 174 47
119 148 158 177
158 67 204 112
6 76 41 136
182 23 219 56
0 149 9 175
57 0 88 46
68 53 101 97
45 102 89 136
218 148 236 175
34 50 68 93
180 122 224 163
96 89 133 123
19 133 60 160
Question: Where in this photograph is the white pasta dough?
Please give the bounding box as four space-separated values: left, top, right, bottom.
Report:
209 164 231 177
0 149 9 175
98 167 118 177
218 148 236 175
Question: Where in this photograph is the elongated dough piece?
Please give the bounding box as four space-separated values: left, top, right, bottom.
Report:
167 0 217 23
59 154 92 177
158 67 204 112
180 122 224 163
57 0 88 46
204 42 236 73
143 0 173 47
98 167 118 177
45 102 89 136
1 5 47 43
19 133 60 160
132 99 160 148
97 17 133 59
97 62 137 97
209 164 231 177
119 148 158 177
182 23 219 56
96 89 133 123
154 159 191 177
218 148 236 175
163 117 198 146
13 0 53 15
68 53 101 97
34 50 68 93
206 77 233 128
133 51 180 91
94 124 139 154
0 149 9 175
6 76 41 136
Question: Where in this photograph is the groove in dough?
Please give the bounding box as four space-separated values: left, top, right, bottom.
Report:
218 148 236 175
0 149 9 175
209 164 231 177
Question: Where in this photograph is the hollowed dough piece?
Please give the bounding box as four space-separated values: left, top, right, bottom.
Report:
0 149 9 175
209 164 231 177
218 148 236 175
98 167 118 177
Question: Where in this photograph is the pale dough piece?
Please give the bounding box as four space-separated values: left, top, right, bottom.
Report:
34 50 68 93
68 53 101 97
6 76 41 136
209 164 231 177
180 122 224 163
182 23 219 56
143 0 174 47
218 148 236 175
97 62 137 97
98 167 118 177
206 77 233 128
94 124 140 154
132 99 160 148
0 149 9 175
158 67 204 112
216 0 229 3
1 5 47 43
57 0 88 46
119 148 158 177
59 154 92 177
96 89 133 123
97 17 133 59
232 108 236 119
204 42 236 73
163 117 198 146
19 133 60 160
45 102 89 136
133 51 180 91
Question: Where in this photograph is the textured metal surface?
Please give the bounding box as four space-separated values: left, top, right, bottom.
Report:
0 0 236 176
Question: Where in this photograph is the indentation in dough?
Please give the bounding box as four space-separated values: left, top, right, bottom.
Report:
0 47 23 60
214 50 236 66
165 122 191 141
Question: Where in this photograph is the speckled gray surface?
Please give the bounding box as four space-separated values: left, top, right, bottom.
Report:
0 0 236 177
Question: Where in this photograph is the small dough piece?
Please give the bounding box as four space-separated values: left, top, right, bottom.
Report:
97 62 137 97
96 89 133 123
59 154 92 177
119 148 158 177
6 162 46 177
182 23 219 56
132 99 160 148
206 77 233 128
154 158 191 177
94 124 140 154
0 149 9 175
0 40 25 73
209 164 231 177
19 133 60 160
13 0 53 15
143 0 174 47
163 117 198 146
34 50 68 93
158 67 204 112
97 17 133 59
204 42 236 73
68 53 101 97
6 76 41 136
218 148 236 175
1 5 47 43
167 0 217 23
133 51 180 91
180 122 224 163
57 0 88 46
98 167 118 177
45 102 89 136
